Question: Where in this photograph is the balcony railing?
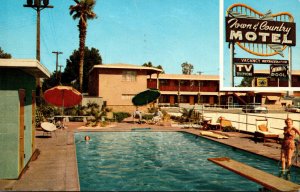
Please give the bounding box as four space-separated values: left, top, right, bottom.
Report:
147 84 219 92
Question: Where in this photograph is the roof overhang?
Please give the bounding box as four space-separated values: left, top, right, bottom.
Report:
152 74 219 81
91 64 162 75
266 96 279 101
0 59 51 78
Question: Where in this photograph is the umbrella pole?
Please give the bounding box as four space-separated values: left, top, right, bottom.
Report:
62 90 65 116
62 92 65 129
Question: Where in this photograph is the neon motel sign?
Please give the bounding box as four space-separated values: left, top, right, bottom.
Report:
226 17 296 46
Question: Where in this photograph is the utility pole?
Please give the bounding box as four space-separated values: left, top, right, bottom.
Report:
52 51 63 79
58 64 63 83
197 71 203 75
197 71 203 104
23 0 54 61
24 0 53 100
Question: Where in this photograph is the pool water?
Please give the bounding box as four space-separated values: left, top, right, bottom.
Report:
75 132 300 191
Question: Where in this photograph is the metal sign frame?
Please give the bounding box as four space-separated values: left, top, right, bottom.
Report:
225 3 295 88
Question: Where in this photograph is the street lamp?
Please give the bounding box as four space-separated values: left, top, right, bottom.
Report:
23 0 53 61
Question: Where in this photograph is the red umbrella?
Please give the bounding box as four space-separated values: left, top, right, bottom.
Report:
44 86 82 110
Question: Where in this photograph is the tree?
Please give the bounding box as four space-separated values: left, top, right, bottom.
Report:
238 77 253 87
62 47 102 92
42 73 60 92
142 62 153 67
69 0 97 92
0 47 12 58
142 61 164 74
156 65 164 74
181 62 193 74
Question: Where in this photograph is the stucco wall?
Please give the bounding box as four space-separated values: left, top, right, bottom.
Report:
99 69 148 106
0 69 35 179
82 96 103 109
107 105 149 114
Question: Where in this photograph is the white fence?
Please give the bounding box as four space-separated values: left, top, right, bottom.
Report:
202 110 300 136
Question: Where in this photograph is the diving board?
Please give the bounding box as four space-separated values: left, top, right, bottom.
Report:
208 157 300 192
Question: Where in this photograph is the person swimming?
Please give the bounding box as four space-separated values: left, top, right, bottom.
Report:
85 135 91 141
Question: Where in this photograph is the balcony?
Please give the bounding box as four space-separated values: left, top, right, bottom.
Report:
147 85 219 92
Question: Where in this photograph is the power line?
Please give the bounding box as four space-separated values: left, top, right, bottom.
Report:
52 51 63 79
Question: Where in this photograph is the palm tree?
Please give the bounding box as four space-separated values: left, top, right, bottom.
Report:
69 0 97 92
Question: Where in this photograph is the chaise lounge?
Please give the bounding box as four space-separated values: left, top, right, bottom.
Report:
254 119 279 143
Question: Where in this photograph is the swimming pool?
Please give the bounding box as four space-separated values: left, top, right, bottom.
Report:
75 131 300 191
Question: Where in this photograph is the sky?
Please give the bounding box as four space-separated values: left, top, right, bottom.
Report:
222 0 300 88
0 0 299 81
0 0 219 75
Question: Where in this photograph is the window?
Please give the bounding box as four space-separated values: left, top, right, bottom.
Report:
122 71 136 82
200 81 207 87
159 79 169 86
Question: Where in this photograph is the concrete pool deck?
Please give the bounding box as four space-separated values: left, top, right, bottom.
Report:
0 121 296 191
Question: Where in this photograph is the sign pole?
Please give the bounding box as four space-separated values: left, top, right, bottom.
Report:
288 46 292 96
230 42 235 87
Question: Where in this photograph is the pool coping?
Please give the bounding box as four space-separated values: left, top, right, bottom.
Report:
1 122 297 191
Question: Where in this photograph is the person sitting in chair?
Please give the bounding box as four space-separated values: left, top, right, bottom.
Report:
133 107 142 124
152 108 163 124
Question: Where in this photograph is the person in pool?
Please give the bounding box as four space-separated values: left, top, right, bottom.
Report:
85 135 91 141
281 118 300 171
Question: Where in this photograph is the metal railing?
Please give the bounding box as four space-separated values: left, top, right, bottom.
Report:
161 104 300 135
200 105 300 135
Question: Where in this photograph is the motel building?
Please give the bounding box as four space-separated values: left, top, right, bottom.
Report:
88 64 300 112
252 70 300 89
147 73 221 106
88 64 162 112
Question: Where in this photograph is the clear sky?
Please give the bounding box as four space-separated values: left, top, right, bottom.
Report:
0 0 220 75
222 0 300 87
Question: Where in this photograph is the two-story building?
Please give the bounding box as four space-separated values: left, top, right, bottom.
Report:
88 63 162 112
147 74 221 106
88 63 300 112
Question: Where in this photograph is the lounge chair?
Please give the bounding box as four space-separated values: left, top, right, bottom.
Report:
199 131 229 139
152 116 162 124
205 116 221 130
254 119 279 143
41 122 57 137
220 119 233 129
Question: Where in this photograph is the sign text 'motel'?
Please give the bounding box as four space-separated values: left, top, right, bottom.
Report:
226 17 296 46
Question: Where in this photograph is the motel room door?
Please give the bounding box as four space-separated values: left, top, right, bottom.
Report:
18 89 25 174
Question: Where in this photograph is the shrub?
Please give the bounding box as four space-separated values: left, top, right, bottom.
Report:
113 112 131 122
86 101 99 109
35 108 44 127
142 114 154 120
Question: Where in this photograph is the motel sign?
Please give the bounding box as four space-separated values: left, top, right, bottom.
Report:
226 17 296 46
225 3 296 87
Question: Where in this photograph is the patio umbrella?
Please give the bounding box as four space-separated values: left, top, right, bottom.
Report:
132 88 161 106
44 85 82 114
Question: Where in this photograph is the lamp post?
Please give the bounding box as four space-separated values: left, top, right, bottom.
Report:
23 0 54 61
